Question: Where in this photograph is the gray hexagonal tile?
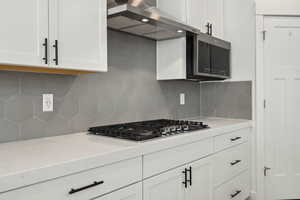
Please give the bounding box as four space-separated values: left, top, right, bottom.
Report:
40 74 76 98
71 114 96 133
0 100 4 119
20 73 44 96
34 97 62 122
0 120 19 143
5 96 34 122
45 116 72 137
20 118 47 140
78 95 98 117
58 95 79 119
0 72 19 99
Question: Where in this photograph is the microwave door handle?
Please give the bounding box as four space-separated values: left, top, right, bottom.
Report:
193 36 199 76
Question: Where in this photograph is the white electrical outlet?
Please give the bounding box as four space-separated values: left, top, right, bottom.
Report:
43 94 53 112
180 93 185 105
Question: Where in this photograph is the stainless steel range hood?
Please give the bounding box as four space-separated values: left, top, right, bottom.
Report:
107 0 201 41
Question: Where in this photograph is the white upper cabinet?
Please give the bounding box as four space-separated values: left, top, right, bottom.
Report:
256 0 300 15
187 0 207 32
223 0 255 81
49 0 107 72
0 0 107 73
0 0 48 67
157 0 187 22
187 0 224 39
206 0 224 38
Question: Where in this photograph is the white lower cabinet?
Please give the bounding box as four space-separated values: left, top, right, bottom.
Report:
94 183 142 200
214 171 250 200
187 158 213 200
0 158 142 200
143 165 187 200
143 157 213 200
0 127 251 200
213 142 250 187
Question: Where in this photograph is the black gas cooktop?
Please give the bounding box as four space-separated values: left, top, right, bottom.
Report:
88 119 209 141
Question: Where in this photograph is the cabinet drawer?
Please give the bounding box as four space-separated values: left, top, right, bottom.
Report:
213 142 250 186
214 128 250 152
0 157 142 200
143 138 213 178
214 171 250 200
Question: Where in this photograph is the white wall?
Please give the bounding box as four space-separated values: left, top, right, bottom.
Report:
256 0 300 15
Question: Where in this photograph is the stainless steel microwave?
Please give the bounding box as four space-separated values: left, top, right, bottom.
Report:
186 32 231 81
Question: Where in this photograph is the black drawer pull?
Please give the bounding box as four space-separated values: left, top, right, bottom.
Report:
42 38 48 64
230 160 242 166
230 137 242 142
230 190 242 198
182 168 188 188
69 181 104 195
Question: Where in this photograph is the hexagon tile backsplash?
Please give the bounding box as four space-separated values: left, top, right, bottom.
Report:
0 30 201 143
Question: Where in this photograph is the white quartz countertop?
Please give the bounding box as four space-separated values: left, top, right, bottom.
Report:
0 117 252 193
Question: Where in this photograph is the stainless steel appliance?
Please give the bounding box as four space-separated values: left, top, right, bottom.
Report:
186 32 231 81
88 119 209 141
107 0 200 41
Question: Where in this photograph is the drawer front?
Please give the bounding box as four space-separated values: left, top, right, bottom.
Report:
143 138 213 178
214 171 250 200
214 128 250 152
95 183 142 200
213 142 250 187
0 157 142 200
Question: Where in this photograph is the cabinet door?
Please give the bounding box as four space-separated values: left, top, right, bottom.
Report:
0 0 48 67
143 166 187 200
187 0 208 32
207 0 224 38
188 157 213 200
157 0 187 22
95 183 142 200
50 0 107 72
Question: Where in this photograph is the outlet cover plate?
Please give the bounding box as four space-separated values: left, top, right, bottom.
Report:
43 94 53 112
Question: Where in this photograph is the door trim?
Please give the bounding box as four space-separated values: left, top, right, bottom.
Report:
255 14 266 200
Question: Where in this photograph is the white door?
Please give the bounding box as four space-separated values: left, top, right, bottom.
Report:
207 0 224 38
157 0 187 23
49 0 107 72
0 0 48 67
188 157 213 200
264 16 300 200
143 166 188 200
95 183 142 200
187 0 207 32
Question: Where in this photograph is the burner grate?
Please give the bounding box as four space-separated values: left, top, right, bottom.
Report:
88 119 209 141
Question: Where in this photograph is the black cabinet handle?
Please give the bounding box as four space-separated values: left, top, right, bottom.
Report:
230 160 242 166
187 166 192 186
53 40 58 65
182 168 188 188
69 181 104 195
206 22 210 35
209 24 213 36
230 137 242 142
230 190 242 198
42 38 48 64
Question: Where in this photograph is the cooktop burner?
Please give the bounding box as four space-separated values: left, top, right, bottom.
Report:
88 119 209 141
